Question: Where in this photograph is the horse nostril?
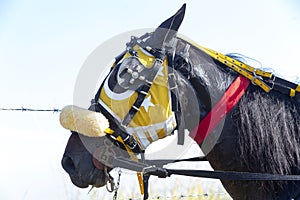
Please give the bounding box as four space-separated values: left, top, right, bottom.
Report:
62 156 76 176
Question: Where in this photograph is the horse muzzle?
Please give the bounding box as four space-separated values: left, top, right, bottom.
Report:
62 152 108 188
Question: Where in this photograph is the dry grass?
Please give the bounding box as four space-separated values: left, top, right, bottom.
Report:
64 154 232 199
86 174 232 200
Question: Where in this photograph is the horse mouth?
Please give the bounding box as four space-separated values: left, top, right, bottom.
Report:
88 167 107 188
69 167 106 188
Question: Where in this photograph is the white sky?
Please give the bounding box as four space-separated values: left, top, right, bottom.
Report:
0 0 300 199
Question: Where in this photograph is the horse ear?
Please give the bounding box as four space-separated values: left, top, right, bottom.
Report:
146 4 186 49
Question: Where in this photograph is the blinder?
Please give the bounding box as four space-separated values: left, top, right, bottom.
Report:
96 33 180 150
117 56 149 91
90 33 185 196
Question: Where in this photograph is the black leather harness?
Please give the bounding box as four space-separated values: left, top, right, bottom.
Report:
92 33 300 200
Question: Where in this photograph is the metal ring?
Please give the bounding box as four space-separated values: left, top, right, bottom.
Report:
253 68 257 77
251 77 257 85
105 166 115 193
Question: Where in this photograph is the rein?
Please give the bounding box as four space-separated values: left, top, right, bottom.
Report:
96 147 300 200
93 33 300 199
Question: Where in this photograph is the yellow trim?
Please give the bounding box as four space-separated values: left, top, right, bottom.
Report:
102 128 145 195
116 136 136 160
137 172 144 195
296 85 300 92
145 132 153 143
104 128 114 135
203 47 272 78
200 46 271 92
290 89 296 97
116 136 144 195
157 128 167 139
176 36 272 93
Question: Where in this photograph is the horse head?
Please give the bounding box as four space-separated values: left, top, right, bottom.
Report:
61 3 300 199
61 4 192 189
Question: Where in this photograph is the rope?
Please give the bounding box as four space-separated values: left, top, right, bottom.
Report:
0 107 61 113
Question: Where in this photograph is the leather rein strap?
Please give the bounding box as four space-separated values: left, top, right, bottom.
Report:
99 152 300 200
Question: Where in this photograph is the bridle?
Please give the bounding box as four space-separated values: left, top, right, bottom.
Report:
91 32 180 195
92 32 184 151
91 33 300 199
92 32 300 156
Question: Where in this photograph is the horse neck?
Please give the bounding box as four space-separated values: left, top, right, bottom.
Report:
174 39 236 124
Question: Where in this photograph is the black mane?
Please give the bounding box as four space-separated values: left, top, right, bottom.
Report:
236 87 300 186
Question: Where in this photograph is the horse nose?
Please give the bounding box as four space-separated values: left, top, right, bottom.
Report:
62 155 76 176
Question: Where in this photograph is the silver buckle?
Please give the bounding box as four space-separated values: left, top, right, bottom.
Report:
251 68 263 85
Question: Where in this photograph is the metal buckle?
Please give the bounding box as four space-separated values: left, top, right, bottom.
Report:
142 165 169 178
122 135 138 150
251 76 257 85
127 139 138 150
104 166 115 193
168 73 177 90
268 75 276 90
251 68 263 85
142 165 157 174
168 73 176 81
253 68 258 77
155 57 164 64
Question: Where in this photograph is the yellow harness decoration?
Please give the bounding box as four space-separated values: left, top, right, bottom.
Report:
177 35 300 98
99 45 177 150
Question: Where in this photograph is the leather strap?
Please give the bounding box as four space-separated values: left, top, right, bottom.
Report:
121 58 164 127
190 75 250 144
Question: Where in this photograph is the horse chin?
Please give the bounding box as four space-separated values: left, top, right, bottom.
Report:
69 177 90 188
69 167 107 188
88 167 107 188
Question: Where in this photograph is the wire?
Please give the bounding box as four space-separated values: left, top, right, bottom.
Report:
0 107 61 113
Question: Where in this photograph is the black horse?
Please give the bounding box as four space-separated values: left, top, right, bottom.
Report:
61 4 300 199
